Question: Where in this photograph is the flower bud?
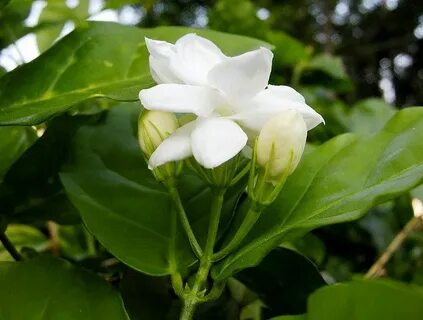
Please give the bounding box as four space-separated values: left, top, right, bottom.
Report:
138 110 179 158
256 110 307 180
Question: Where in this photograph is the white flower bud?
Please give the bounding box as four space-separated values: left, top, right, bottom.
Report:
256 110 307 180
138 110 179 158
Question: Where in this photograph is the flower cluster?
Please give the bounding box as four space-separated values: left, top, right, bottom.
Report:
138 33 323 179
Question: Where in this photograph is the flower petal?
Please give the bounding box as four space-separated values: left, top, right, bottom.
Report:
169 34 227 86
145 37 181 84
149 122 195 168
208 47 273 101
139 84 223 117
232 85 324 131
191 118 248 169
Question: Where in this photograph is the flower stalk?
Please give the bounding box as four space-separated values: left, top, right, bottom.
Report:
166 179 203 259
213 200 263 261
180 188 226 320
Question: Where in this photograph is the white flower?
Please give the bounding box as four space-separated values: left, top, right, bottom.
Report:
139 34 324 169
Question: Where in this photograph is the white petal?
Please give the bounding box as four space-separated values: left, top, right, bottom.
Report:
145 38 181 84
145 37 175 58
168 33 227 85
191 118 248 169
139 84 223 117
232 86 324 131
149 56 181 84
149 122 195 168
208 47 273 101
264 85 306 103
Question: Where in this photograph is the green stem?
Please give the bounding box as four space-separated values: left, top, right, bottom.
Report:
213 201 263 261
0 232 22 261
180 188 225 320
168 186 203 258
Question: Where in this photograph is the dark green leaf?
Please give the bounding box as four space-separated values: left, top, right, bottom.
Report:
0 22 269 125
120 269 177 320
236 248 326 317
214 107 423 279
0 114 95 224
0 255 130 319
0 126 36 182
60 103 242 276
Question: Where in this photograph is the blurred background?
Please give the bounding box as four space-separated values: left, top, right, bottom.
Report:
0 0 422 288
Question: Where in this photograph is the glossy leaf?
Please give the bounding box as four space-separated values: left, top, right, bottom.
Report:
0 22 269 125
214 107 423 280
0 255 130 319
236 248 326 317
60 103 242 276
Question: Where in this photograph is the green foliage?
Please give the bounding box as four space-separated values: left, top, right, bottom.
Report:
0 224 48 261
60 103 243 275
273 278 423 320
214 108 423 279
0 255 130 319
0 115 90 225
0 22 269 126
236 248 326 317
0 126 36 182
36 0 90 52
0 3 422 319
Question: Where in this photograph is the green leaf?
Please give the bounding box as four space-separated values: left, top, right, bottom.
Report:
60 103 242 276
338 98 397 135
120 269 178 319
0 255 130 319
0 126 36 182
411 184 423 201
214 107 423 280
306 278 423 320
266 30 309 67
0 114 94 224
0 224 48 261
236 248 326 317
306 53 348 80
0 22 269 125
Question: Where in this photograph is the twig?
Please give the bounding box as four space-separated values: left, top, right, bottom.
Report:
0 232 22 261
47 221 60 255
365 198 423 278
